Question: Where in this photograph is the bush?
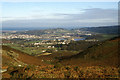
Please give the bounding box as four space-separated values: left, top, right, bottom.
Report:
74 66 79 71
54 63 62 68
65 66 70 70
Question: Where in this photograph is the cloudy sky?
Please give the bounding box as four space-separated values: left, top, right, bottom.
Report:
2 2 118 30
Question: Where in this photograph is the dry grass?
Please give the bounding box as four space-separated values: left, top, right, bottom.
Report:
2 65 120 78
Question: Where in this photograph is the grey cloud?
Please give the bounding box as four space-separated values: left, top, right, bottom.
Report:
56 8 117 20
2 8 118 29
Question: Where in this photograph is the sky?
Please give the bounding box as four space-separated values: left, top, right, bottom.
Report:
1 2 118 30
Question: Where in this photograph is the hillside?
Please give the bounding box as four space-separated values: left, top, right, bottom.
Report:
59 36 119 67
2 45 47 66
79 25 119 35
15 28 67 36
1 37 120 78
2 36 119 67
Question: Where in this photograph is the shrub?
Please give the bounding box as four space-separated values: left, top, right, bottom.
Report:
54 63 62 68
74 66 79 72
65 66 70 70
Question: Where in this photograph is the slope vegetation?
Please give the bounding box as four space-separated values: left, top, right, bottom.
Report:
2 45 47 66
59 37 119 67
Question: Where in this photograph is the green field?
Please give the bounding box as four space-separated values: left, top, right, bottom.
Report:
3 40 58 55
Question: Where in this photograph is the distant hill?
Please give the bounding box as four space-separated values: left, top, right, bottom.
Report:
79 25 119 34
15 28 66 36
8 25 119 35
59 36 119 67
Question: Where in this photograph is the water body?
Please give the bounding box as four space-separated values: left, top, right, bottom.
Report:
2 26 84 31
74 38 86 41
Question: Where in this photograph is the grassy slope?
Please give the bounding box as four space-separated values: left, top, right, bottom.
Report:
2 36 119 67
59 37 119 67
2 45 47 66
2 37 120 78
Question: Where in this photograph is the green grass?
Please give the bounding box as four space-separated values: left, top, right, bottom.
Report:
3 42 56 55
101 34 118 41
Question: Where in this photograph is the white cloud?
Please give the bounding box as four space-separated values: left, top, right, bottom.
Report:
2 8 118 29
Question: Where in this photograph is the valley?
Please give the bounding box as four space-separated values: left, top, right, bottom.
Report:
1 26 120 79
